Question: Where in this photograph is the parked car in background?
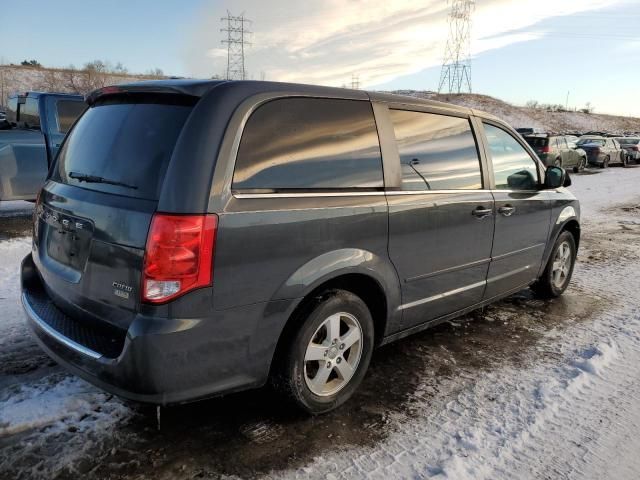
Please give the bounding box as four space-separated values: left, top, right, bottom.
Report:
0 92 85 201
523 133 587 172
616 137 640 165
22 80 580 414
516 127 544 136
0 110 9 130
577 136 624 168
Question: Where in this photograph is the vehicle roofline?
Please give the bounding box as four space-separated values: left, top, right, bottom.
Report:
90 79 496 119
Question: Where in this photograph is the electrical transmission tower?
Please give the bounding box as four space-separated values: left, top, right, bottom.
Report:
438 0 474 94
351 74 360 90
221 11 252 80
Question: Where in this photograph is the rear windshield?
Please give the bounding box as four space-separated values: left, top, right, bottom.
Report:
577 138 605 146
524 137 548 148
54 95 195 200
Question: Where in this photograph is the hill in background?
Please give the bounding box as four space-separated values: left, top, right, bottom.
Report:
394 91 640 134
2 65 638 134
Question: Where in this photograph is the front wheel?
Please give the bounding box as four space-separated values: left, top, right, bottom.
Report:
573 157 586 173
600 156 610 168
531 231 577 298
273 290 374 414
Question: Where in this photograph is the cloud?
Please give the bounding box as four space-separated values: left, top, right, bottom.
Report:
183 0 622 87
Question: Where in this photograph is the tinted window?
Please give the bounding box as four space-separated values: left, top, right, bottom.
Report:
578 138 605 146
484 123 539 190
389 110 482 190
233 98 383 190
524 137 548 148
54 96 194 200
21 97 40 129
56 100 86 134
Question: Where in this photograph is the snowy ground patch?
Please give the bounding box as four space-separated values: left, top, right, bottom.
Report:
0 167 640 479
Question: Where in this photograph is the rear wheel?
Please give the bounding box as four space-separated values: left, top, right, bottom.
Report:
273 290 374 414
573 157 586 173
600 155 610 168
532 231 576 298
622 152 630 168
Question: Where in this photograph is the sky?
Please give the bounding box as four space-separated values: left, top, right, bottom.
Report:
1 0 639 116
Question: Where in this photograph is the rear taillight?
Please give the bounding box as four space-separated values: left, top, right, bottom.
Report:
33 189 43 220
632 146 639 152
541 146 550 153
142 213 218 304
595 147 601 155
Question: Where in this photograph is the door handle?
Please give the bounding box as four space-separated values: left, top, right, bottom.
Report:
472 207 493 219
498 205 516 217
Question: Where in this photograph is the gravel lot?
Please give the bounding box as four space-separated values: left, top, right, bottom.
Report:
1 167 639 480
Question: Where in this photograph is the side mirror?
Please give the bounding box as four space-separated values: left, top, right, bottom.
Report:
545 166 571 189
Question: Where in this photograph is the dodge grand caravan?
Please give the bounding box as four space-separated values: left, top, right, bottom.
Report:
22 80 580 414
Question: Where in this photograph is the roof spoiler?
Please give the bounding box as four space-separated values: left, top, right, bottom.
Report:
85 84 201 106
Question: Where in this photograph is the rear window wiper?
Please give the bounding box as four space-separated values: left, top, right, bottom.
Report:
68 172 138 190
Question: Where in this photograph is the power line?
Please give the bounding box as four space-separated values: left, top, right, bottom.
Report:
221 11 252 80
438 0 475 94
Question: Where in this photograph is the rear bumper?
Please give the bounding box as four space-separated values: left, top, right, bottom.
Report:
21 253 279 405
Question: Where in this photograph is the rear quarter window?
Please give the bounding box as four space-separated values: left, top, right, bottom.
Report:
232 97 383 191
55 100 86 134
54 95 195 201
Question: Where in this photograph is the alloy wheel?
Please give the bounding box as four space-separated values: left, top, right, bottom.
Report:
552 241 572 289
303 312 363 397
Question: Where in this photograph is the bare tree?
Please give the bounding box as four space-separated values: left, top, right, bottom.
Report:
62 65 83 94
145 68 164 77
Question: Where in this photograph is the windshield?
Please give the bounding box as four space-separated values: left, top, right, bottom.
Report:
577 138 605 146
54 95 195 201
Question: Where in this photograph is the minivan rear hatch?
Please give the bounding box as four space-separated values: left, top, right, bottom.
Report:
33 92 197 334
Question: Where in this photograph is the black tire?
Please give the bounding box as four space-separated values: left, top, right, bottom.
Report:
622 153 629 168
573 157 586 173
531 231 577 299
600 155 610 169
272 289 375 415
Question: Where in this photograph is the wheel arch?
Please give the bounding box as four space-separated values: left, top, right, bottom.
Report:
267 255 400 379
562 219 581 250
537 211 581 279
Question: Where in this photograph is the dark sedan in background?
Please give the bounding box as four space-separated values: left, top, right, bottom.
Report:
577 136 624 168
616 137 640 164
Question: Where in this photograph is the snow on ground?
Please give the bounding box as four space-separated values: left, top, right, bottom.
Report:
0 212 135 479
0 167 639 479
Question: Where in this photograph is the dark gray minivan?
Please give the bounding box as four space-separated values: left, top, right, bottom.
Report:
22 80 580 414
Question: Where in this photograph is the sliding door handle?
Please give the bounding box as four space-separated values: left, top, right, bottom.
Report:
498 205 516 217
472 207 493 219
